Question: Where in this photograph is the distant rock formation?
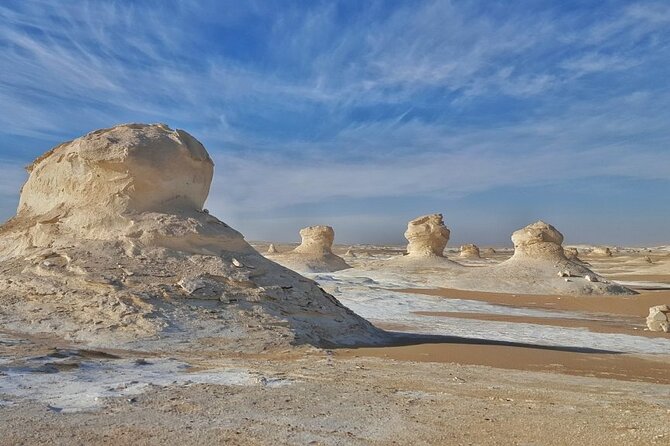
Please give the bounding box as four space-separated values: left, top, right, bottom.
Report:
383 213 461 269
267 243 278 254
404 214 450 257
295 226 336 255
459 244 481 259
482 248 496 256
647 305 670 333
443 221 635 296
510 221 565 261
344 247 356 257
590 247 613 257
267 225 351 273
0 124 383 350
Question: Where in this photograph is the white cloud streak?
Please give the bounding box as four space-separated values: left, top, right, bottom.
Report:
0 1 669 243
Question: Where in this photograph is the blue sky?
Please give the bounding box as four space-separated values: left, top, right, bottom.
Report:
1 0 669 246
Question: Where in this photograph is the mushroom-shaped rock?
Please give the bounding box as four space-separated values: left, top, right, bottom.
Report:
459 244 481 259
19 123 212 231
385 214 461 269
0 124 384 350
510 221 565 261
646 305 670 333
295 226 336 255
267 225 351 273
404 214 450 257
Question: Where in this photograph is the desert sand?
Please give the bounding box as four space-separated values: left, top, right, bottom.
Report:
1 125 669 445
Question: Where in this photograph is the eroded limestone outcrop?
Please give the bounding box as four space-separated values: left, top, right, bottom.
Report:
266 225 351 273
459 244 481 259
647 305 670 333
563 247 580 261
590 247 613 257
384 213 462 269
0 124 383 350
443 221 635 296
509 221 565 261
404 214 450 257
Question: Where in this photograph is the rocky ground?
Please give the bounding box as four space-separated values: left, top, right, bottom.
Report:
2 337 669 446
2 246 670 445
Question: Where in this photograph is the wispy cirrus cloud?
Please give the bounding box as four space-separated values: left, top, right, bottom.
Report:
0 0 669 243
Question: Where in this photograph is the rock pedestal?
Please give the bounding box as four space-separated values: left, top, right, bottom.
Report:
459 244 481 259
267 225 351 273
510 221 566 261
404 214 450 257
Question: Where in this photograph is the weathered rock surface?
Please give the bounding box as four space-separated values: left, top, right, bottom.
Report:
563 247 580 261
444 221 635 296
267 244 278 254
646 305 670 333
0 124 384 350
384 214 462 269
459 244 481 259
510 221 565 261
405 214 450 257
590 247 613 257
482 248 497 256
266 225 351 273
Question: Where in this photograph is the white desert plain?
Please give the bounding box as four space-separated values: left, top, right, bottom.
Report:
0 124 669 445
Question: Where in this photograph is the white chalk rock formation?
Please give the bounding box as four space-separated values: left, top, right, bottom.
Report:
0 124 383 350
482 248 496 256
266 225 351 273
563 247 580 261
385 213 462 269
444 221 635 296
646 305 670 333
590 247 613 257
267 244 278 254
459 244 481 259
509 221 565 261
405 214 450 257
